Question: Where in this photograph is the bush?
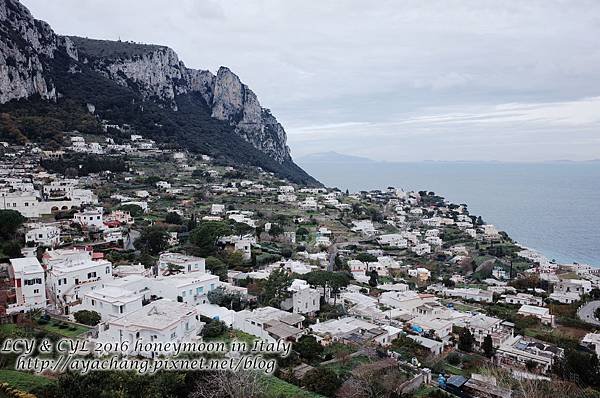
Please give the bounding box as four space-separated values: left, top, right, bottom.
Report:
74 310 101 326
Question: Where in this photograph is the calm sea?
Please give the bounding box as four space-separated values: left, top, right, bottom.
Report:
298 160 600 266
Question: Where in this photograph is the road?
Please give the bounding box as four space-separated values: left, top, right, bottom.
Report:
577 300 600 326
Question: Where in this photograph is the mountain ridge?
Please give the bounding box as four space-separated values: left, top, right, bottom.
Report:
0 0 318 185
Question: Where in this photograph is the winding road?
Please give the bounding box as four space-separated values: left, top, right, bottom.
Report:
577 300 600 326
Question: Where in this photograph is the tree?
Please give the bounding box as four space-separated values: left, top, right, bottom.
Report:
134 226 169 255
201 319 227 338
357 252 377 263
190 370 264 398
2 241 22 258
120 204 143 218
260 268 292 308
206 256 227 281
165 212 182 225
226 250 245 268
296 226 309 238
269 223 284 237
329 272 351 306
190 221 232 257
294 335 324 362
458 328 474 352
368 270 379 287
74 310 101 326
302 367 342 397
482 334 494 358
0 210 25 240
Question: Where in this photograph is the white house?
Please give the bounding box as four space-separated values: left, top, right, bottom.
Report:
581 333 600 359
504 293 543 307
6 258 46 314
97 299 202 358
411 243 432 256
158 252 206 274
44 249 113 311
351 220 376 235
233 306 304 342
309 317 401 347
0 190 40 218
151 273 219 305
377 234 408 248
82 287 143 321
74 207 104 229
210 204 225 215
25 225 61 248
549 279 592 303
281 279 321 315
517 305 555 326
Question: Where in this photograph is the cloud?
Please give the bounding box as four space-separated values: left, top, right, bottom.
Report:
287 97 600 161
20 0 600 161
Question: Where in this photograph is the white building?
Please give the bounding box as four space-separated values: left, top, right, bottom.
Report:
210 204 225 215
377 234 408 248
25 225 61 248
97 299 202 358
281 279 321 315
503 293 543 307
82 287 143 321
233 306 304 342
6 258 46 314
517 305 555 326
581 333 600 359
309 317 401 347
158 252 206 274
151 273 219 305
0 190 40 218
442 288 494 303
74 207 104 229
549 279 592 303
44 249 113 311
411 243 432 256
351 220 376 235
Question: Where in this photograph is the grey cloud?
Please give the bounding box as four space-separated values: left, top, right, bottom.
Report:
20 0 600 161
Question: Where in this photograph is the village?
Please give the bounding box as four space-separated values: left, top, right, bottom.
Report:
1 128 600 398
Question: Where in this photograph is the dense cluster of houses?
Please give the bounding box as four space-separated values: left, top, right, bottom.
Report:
2 130 600 394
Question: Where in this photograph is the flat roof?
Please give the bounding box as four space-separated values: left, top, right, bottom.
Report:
9 257 43 274
109 299 196 331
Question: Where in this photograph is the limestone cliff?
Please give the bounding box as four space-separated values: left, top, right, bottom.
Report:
0 0 78 103
69 37 292 163
0 0 314 183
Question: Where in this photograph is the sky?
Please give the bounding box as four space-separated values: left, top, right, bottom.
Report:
21 0 600 161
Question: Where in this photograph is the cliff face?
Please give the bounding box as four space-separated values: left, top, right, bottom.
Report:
0 0 77 103
71 38 292 163
0 0 294 165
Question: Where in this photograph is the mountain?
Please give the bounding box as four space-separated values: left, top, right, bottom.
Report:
0 0 318 185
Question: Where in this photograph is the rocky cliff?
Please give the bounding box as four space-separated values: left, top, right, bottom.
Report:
69 37 291 163
0 0 77 103
0 0 303 173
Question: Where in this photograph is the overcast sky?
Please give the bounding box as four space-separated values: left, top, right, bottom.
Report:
22 0 600 161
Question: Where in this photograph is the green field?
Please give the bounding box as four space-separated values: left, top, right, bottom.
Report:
0 370 54 392
37 319 90 338
262 375 325 398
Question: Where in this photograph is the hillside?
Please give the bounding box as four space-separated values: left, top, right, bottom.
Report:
0 0 319 185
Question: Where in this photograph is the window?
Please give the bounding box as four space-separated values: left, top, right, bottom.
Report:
91 299 95 306
105 266 110 274
34 289 39 294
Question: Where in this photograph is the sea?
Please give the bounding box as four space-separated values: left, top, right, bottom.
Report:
297 158 600 267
